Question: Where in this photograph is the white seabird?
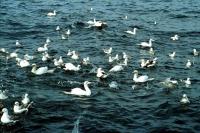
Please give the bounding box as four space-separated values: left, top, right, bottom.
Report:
96 68 108 79
13 101 28 114
37 43 48 52
22 93 30 106
171 34 179 41
133 70 154 83
0 90 8 100
16 58 30 68
109 65 124 72
63 63 80 71
1 108 16 124
169 51 176 59
125 28 137 35
137 39 154 48
180 94 190 104
63 81 92 96
47 10 56 17
103 47 112 55
31 64 55 75
186 59 192 68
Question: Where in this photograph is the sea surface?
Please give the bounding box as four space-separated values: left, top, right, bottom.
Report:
0 0 200 132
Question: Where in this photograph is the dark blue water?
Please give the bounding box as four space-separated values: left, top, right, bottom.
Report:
1 0 200 132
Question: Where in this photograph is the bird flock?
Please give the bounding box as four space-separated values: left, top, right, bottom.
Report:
0 8 199 126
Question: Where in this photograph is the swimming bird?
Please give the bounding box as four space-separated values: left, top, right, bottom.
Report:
193 49 199 56
0 48 9 54
9 50 18 58
1 108 16 124
171 34 179 41
13 101 28 114
71 51 79 60
16 58 30 68
109 65 124 72
181 78 191 87
82 57 90 65
63 81 92 96
180 94 190 104
96 68 108 79
137 39 154 48
140 57 157 68
47 10 56 17
125 28 137 35
31 64 55 75
108 54 119 63
169 51 176 59
133 70 154 83
37 43 48 52
56 26 60 31
109 81 119 89
16 40 22 48
149 48 155 55
46 37 51 44
65 29 71 36
61 34 66 40
22 93 30 106
24 54 34 60
186 59 192 68
103 47 112 55
0 90 8 100
63 63 80 71
160 78 178 89
67 49 73 56
122 52 128 59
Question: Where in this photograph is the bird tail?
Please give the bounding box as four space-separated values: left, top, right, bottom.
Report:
148 78 154 81
63 91 72 95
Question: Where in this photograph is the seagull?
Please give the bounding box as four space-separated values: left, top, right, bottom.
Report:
16 58 30 68
193 49 199 56
160 78 178 89
96 68 108 79
0 48 9 53
9 50 18 58
149 48 155 55
24 54 34 60
137 39 154 48
15 40 22 47
31 64 55 75
56 26 60 31
180 94 190 104
169 51 176 59
1 108 16 124
109 65 124 72
63 81 92 96
108 54 119 63
140 58 157 68
13 101 28 114
82 57 90 65
0 90 8 100
63 63 80 71
103 47 112 55
133 70 154 83
21 93 31 106
65 29 70 36
122 52 128 59
67 49 73 56
37 43 48 52
71 51 79 60
109 81 119 89
181 78 191 87
186 59 192 68
171 34 179 41
47 10 56 17
125 28 137 35
46 37 51 44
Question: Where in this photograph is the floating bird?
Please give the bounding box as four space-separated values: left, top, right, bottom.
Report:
13 101 28 114
193 49 199 56
71 51 79 60
31 64 55 75
37 43 48 52
56 26 60 31
15 40 22 47
47 10 56 17
67 49 73 56
63 63 80 71
63 81 92 96
109 81 119 89
103 47 112 55
169 51 176 59
96 68 108 79
65 29 71 36
16 58 30 68
9 50 18 58
149 48 155 55
186 59 192 68
1 108 16 124
61 34 66 40
46 37 51 44
24 54 34 61
22 93 30 106
160 78 178 89
140 58 157 68
109 65 123 72
125 28 137 35
82 57 90 65
137 39 154 48
0 90 8 100
108 54 119 63
122 52 128 59
171 34 179 41
133 70 154 83
180 94 190 104
0 48 9 53
181 78 191 87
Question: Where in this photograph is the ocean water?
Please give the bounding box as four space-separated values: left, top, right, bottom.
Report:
0 0 200 132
